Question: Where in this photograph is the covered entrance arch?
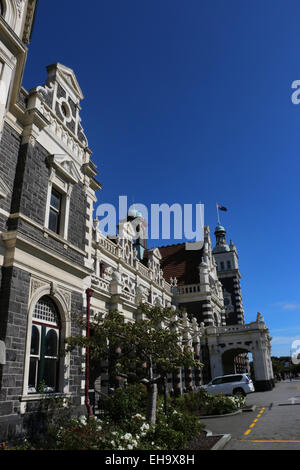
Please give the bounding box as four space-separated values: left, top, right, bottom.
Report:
205 314 274 391
222 348 250 375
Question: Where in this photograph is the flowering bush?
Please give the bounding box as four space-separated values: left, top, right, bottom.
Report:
0 385 209 450
171 389 245 416
201 393 245 415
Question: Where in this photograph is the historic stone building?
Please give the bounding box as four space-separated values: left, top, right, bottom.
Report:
159 225 273 388
0 1 274 441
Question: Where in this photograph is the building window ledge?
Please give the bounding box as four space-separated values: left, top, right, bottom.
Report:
19 392 72 414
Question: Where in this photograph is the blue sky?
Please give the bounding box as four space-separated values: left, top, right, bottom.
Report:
23 0 300 356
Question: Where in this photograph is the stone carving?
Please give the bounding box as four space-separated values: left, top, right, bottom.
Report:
30 278 47 300
59 289 71 312
136 285 148 304
256 312 264 323
16 0 25 17
103 266 113 281
50 282 58 296
112 270 122 283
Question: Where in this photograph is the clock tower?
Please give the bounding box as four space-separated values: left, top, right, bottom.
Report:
213 224 245 325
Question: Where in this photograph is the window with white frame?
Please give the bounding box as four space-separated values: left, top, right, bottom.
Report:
45 155 80 240
48 187 63 234
28 296 60 394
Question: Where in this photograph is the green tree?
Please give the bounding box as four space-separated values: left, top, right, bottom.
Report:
66 304 201 424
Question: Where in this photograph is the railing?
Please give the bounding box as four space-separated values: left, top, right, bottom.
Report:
91 276 110 293
122 289 136 304
97 235 117 256
177 284 201 295
164 282 172 294
136 260 151 279
211 322 265 334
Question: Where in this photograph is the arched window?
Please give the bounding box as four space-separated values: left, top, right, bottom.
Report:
28 296 60 394
0 1 4 16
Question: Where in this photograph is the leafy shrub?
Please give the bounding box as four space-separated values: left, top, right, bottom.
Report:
103 384 147 423
170 389 245 416
139 403 205 450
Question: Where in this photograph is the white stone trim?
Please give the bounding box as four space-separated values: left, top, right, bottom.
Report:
22 279 72 398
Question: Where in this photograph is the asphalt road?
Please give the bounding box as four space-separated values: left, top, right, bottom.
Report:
200 379 300 450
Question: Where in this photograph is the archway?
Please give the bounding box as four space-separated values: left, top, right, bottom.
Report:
222 348 250 376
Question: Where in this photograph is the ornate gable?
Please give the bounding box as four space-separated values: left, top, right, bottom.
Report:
46 63 84 102
47 154 81 185
33 63 88 148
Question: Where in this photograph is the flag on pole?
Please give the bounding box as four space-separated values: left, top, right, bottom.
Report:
217 204 228 212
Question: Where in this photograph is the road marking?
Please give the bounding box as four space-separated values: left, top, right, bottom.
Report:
239 440 300 443
244 408 265 436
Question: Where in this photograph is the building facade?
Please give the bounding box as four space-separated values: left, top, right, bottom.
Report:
0 1 274 442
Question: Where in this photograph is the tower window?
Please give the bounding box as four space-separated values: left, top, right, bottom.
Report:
227 261 231 269
220 262 225 270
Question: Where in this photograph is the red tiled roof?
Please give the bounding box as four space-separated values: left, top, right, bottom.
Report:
158 243 203 285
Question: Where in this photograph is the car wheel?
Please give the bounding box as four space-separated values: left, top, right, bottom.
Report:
233 388 246 397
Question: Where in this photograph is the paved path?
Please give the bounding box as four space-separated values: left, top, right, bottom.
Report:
200 379 300 450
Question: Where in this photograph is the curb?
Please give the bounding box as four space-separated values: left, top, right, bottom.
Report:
210 433 231 450
242 405 257 412
205 430 232 450
198 409 242 419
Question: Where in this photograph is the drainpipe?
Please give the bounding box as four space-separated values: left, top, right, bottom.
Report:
85 288 93 418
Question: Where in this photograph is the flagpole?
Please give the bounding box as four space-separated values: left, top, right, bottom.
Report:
216 203 220 225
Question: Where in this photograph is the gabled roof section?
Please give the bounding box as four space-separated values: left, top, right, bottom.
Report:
47 154 82 184
158 243 204 285
46 63 84 102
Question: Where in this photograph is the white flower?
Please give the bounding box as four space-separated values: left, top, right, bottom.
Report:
79 415 87 425
141 423 150 431
111 440 116 447
123 433 132 440
127 444 133 450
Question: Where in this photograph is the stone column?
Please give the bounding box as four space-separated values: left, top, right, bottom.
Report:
252 333 274 391
207 329 223 379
